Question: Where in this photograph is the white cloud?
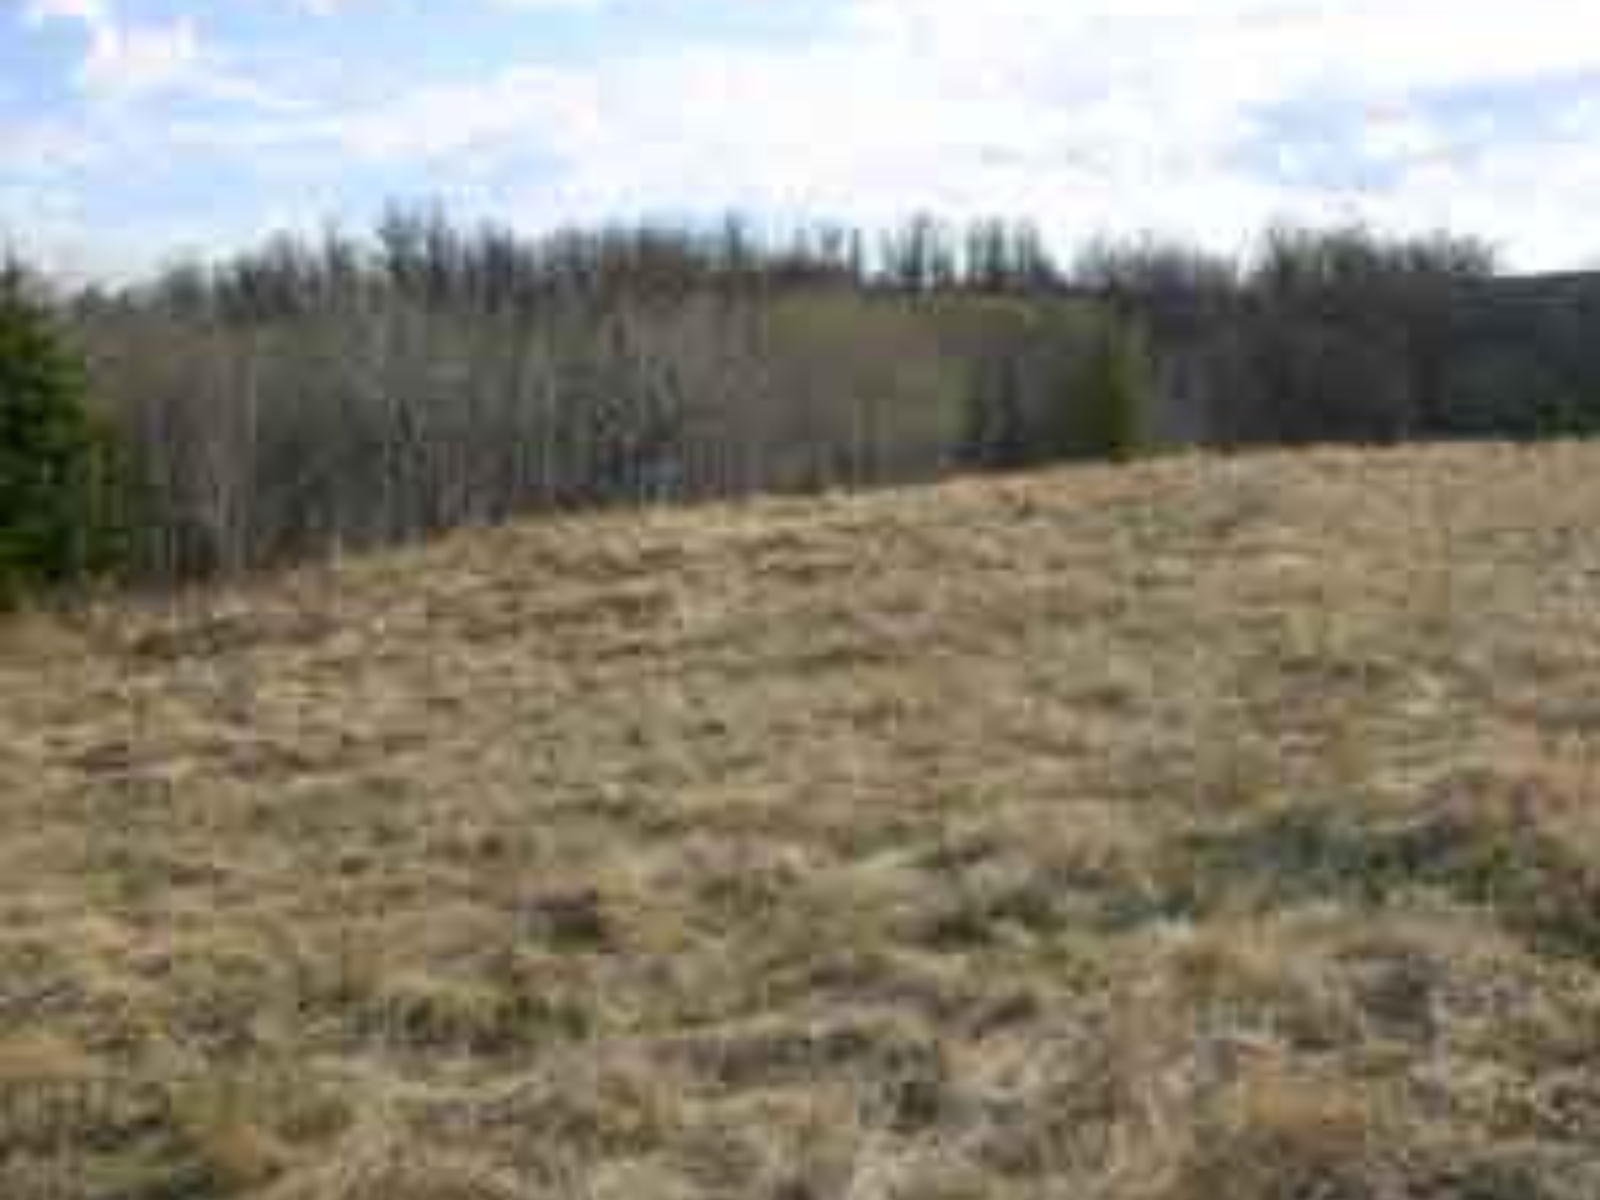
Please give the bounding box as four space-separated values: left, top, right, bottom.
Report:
18 0 1600 271
486 0 609 8
79 18 202 98
313 67 598 161
23 0 206 99
23 0 107 22
287 0 607 11
466 0 1600 265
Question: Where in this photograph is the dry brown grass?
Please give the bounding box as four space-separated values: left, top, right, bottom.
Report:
5 442 1600 1198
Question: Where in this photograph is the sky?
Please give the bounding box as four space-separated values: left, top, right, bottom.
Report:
5 0 1600 279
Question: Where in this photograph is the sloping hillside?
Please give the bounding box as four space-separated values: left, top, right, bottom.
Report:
4 444 1600 1199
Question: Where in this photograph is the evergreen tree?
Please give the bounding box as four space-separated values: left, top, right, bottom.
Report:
1071 317 1152 464
962 352 1030 469
0 270 122 603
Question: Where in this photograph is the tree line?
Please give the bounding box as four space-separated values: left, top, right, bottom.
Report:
4 209 1597 598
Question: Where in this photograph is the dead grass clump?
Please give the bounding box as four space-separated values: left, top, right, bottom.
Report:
0 1039 350 1200
8 445 1600 1195
515 888 613 953
448 1058 684 1170
0 1031 106 1158
354 970 590 1058
671 1010 946 1102
1154 923 1360 1053
1171 788 1600 963
1156 1065 1392 1200
262 1129 529 1200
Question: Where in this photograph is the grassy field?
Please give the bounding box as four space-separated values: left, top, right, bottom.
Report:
4 443 1600 1199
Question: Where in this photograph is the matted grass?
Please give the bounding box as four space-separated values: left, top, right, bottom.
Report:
4 443 1600 1198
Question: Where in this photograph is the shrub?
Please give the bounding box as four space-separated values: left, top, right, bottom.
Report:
959 300 1145 471
1071 316 1152 463
0 269 123 604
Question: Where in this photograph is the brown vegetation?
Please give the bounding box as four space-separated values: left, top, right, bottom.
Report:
4 443 1600 1197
